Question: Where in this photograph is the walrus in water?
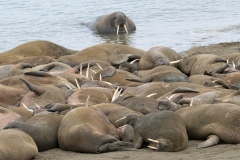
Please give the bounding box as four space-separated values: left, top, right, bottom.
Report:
86 11 136 35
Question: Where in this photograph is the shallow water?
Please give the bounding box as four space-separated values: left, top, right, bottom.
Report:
1 0 240 53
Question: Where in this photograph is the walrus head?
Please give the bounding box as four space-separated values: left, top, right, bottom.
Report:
111 12 129 35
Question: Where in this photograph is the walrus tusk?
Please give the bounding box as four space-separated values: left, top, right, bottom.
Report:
148 138 160 144
124 24 128 34
65 83 72 89
86 95 90 107
170 59 183 64
232 61 236 69
75 78 80 89
116 25 119 36
100 74 102 81
115 116 127 123
112 87 120 102
146 93 157 98
96 63 103 70
147 146 158 150
130 59 139 64
86 62 90 78
34 103 40 109
79 64 83 75
91 76 94 81
90 69 96 73
22 103 34 113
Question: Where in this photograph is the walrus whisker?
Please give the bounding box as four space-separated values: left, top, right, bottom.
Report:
170 59 183 64
86 95 90 107
124 24 128 34
64 83 72 89
75 78 80 89
147 146 158 150
146 93 157 98
115 116 127 123
22 103 34 113
148 138 160 144
130 59 139 64
96 63 103 70
34 103 40 109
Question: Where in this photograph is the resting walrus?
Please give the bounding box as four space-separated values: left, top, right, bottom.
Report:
58 107 135 153
176 103 240 148
86 11 136 35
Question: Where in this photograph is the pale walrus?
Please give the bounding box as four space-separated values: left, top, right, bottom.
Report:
86 11 136 35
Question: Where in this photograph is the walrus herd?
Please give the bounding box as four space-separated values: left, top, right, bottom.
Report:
1 38 240 159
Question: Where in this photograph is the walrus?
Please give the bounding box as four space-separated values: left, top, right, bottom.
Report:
0 129 38 160
4 113 63 151
58 107 135 153
133 111 188 152
86 11 136 35
176 103 240 148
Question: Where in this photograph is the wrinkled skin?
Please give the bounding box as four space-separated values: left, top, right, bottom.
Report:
133 111 188 152
58 107 135 153
86 11 136 34
0 129 38 160
176 103 240 148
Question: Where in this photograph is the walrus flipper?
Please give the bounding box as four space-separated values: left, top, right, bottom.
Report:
197 135 220 149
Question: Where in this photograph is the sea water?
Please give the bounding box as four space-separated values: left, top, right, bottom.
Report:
0 0 240 53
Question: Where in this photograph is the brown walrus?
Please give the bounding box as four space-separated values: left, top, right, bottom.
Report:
86 11 136 35
133 111 188 152
58 107 135 153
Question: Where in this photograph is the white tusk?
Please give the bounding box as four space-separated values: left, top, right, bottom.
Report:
86 62 90 78
190 98 194 107
147 146 158 150
34 103 40 109
232 61 236 69
75 78 80 89
146 93 157 98
91 76 94 81
80 64 82 75
124 24 128 34
96 63 103 70
130 59 139 64
90 69 96 73
100 74 102 81
112 87 120 102
101 80 113 86
65 83 72 89
227 59 229 64
148 138 160 144
86 95 90 107
22 103 34 113
115 116 127 123
116 25 119 36
170 59 183 64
